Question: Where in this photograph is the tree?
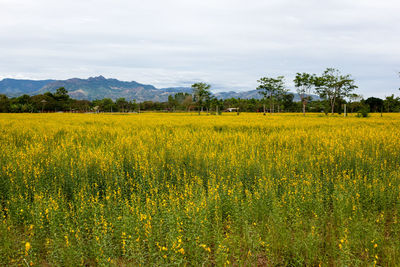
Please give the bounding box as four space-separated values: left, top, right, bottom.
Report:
279 93 295 112
347 93 362 113
54 87 71 111
167 95 175 111
204 92 213 114
384 95 400 112
210 97 223 115
294 73 316 115
256 76 287 114
191 82 211 115
166 93 193 111
8 94 33 113
71 100 91 112
182 95 194 112
16 94 31 105
314 68 357 114
55 87 69 99
116 98 128 112
129 100 138 112
97 98 115 112
365 97 384 112
0 94 10 112
40 92 58 112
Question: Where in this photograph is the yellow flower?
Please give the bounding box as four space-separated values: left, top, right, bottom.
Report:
25 242 31 255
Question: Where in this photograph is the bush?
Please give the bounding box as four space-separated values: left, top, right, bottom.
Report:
357 106 369 117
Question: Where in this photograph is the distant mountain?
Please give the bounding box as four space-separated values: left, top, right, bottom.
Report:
36 76 165 102
214 90 320 102
0 78 55 97
0 76 191 101
214 90 262 100
159 87 193 93
0 76 319 102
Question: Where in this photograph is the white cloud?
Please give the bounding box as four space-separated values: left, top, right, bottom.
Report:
0 0 399 96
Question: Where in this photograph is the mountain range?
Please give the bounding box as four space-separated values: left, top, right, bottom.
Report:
0 76 316 102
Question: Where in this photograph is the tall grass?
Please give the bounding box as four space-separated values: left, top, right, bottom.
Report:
0 113 399 266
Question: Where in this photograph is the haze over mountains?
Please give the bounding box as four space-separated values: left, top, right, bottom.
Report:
0 76 311 102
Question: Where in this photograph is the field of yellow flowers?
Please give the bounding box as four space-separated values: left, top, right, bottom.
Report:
1 112 400 266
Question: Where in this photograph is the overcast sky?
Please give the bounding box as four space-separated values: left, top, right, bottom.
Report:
0 0 399 97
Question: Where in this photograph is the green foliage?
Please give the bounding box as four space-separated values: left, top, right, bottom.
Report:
55 87 69 99
315 68 358 114
116 98 129 112
0 94 10 112
384 94 400 112
191 82 211 114
365 97 384 112
256 76 286 99
357 105 370 117
294 73 317 114
256 76 288 113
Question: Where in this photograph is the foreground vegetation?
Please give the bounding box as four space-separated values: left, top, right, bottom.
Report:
1 113 400 266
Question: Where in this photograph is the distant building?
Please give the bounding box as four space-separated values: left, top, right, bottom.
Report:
225 108 239 112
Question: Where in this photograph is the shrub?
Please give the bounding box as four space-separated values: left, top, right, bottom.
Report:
357 105 369 117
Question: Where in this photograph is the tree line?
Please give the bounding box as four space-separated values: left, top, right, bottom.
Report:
189 68 399 115
255 68 358 115
0 68 399 113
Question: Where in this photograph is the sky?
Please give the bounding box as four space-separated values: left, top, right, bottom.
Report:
0 0 399 97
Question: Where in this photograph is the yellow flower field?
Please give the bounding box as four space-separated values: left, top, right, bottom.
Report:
1 113 399 266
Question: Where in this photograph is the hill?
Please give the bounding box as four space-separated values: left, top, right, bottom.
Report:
0 78 55 97
0 76 319 102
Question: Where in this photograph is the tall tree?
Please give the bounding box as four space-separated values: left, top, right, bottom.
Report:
314 68 357 114
182 95 194 112
167 95 176 111
210 97 222 115
294 73 316 115
347 93 362 113
99 98 115 112
191 82 211 115
54 87 71 111
116 98 128 112
365 97 384 112
256 76 287 114
278 93 295 112
0 94 10 112
384 95 400 112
